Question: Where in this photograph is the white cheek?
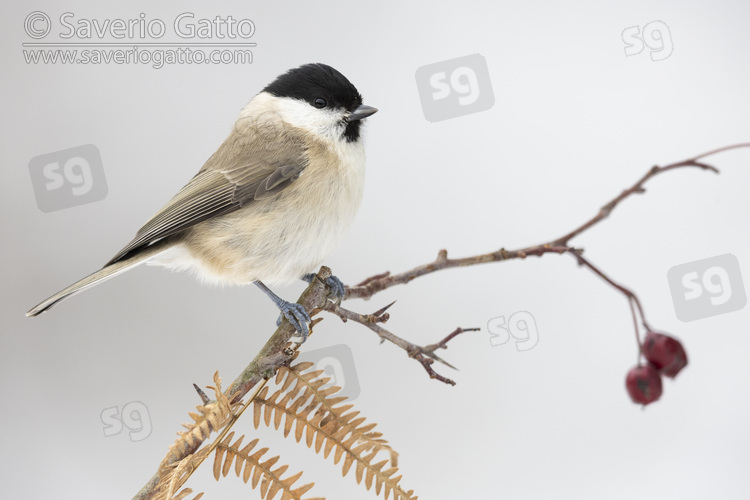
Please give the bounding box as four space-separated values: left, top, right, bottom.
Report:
243 92 345 140
279 102 344 139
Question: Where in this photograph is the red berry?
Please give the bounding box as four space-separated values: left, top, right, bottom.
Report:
642 332 688 378
626 364 663 405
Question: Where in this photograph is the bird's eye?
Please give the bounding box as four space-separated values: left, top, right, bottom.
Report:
313 98 327 108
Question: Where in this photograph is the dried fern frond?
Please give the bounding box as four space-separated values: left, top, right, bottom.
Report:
154 372 241 500
214 431 323 500
154 446 211 500
159 371 240 471
254 363 417 500
170 489 203 500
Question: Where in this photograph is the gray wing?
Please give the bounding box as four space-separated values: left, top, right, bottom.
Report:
106 123 308 265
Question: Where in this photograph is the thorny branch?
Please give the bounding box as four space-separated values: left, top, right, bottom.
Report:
322 300 479 385
336 143 747 382
345 143 748 301
134 142 749 500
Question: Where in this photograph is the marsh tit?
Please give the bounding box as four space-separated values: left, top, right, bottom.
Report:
27 63 377 341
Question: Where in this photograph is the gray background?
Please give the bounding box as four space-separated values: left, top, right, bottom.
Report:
3 1 750 499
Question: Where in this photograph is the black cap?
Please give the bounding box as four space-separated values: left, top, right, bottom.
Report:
263 63 368 142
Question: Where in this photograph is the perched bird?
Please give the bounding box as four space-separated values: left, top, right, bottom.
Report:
27 63 378 341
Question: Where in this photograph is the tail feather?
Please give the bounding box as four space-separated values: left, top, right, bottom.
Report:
26 240 174 317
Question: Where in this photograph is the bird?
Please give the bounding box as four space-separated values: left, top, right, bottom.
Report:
26 63 378 342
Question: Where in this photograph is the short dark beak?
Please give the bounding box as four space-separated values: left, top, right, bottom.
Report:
348 104 378 121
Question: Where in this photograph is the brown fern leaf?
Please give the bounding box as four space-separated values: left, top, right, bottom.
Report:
169 488 204 500
213 431 324 500
159 372 240 472
254 363 417 500
154 372 241 500
153 446 211 500
267 363 395 459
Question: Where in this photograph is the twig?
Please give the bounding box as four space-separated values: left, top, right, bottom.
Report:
334 143 749 386
346 246 577 300
324 302 477 385
424 327 481 352
572 254 652 332
571 253 651 359
346 143 750 301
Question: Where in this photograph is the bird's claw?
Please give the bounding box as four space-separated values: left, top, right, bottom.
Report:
302 273 346 303
276 300 311 342
324 275 346 302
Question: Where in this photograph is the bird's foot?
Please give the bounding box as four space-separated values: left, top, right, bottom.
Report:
255 281 311 342
302 273 346 303
275 300 311 342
